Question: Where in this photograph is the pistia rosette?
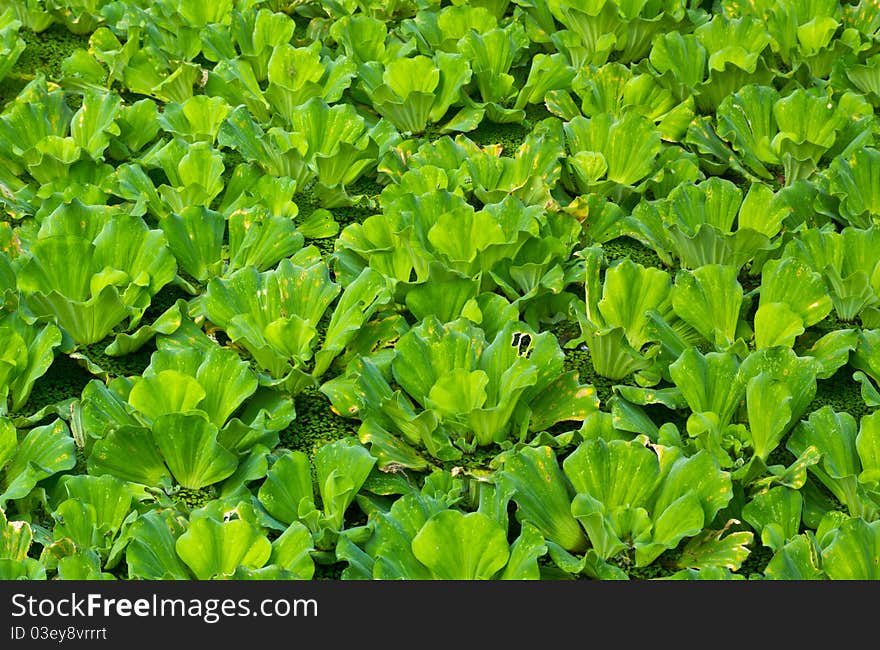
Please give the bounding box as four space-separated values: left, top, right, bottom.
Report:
158 204 306 287
321 315 599 466
787 408 880 521
200 248 392 393
710 84 874 184
336 468 548 579
783 225 880 324
452 20 531 125
335 187 581 325
16 202 177 348
562 111 664 199
753 256 832 349
258 437 376 553
827 147 880 229
358 52 472 134
85 338 295 490
201 248 340 387
171 500 316 580
548 0 690 67
566 61 695 143
574 246 673 382
623 177 784 272
330 13 415 67
495 439 739 577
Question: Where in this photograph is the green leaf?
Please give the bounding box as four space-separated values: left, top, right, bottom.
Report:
297 209 339 240
696 15 770 75
370 57 439 133
366 493 444 579
257 451 314 527
157 95 231 144
821 517 880 579
789 407 860 480
828 147 880 228
515 52 575 110
0 558 46 580
745 374 793 462
672 264 743 349
125 510 190 580
0 11 25 84
528 371 599 432
92 214 178 310
598 258 671 349
265 43 330 116
70 90 121 161
330 14 389 66
56 474 133 543
411 510 510 579
753 302 804 349
202 256 337 379
500 522 546 580
427 369 488 415
771 89 855 163
0 509 32 561
580 326 651 381
675 527 754 571
802 329 858 380
314 267 390 378
51 499 100 549
289 97 373 189
192 346 259 428
649 32 706 90
496 446 588 553
764 534 824 579
565 437 660 560
742 486 803 553
715 85 780 177
88 424 172 488
565 112 662 189
564 438 660 511
856 411 880 487
228 209 305 274
175 515 272 580
400 265 480 324
159 207 225 282
0 316 62 413
392 317 479 407
741 347 818 461
152 413 238 490
760 256 833 325
315 438 376 530
0 419 76 506
787 407 870 518
427 207 508 267
637 493 705 566
669 347 746 431
269 522 315 579
738 182 787 238
128 370 206 422
651 449 733 532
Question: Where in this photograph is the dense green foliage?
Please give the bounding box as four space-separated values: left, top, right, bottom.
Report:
1 0 879 581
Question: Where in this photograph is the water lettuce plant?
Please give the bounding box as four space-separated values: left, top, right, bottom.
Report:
200 247 392 393
16 203 177 347
322 315 598 466
495 439 746 577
